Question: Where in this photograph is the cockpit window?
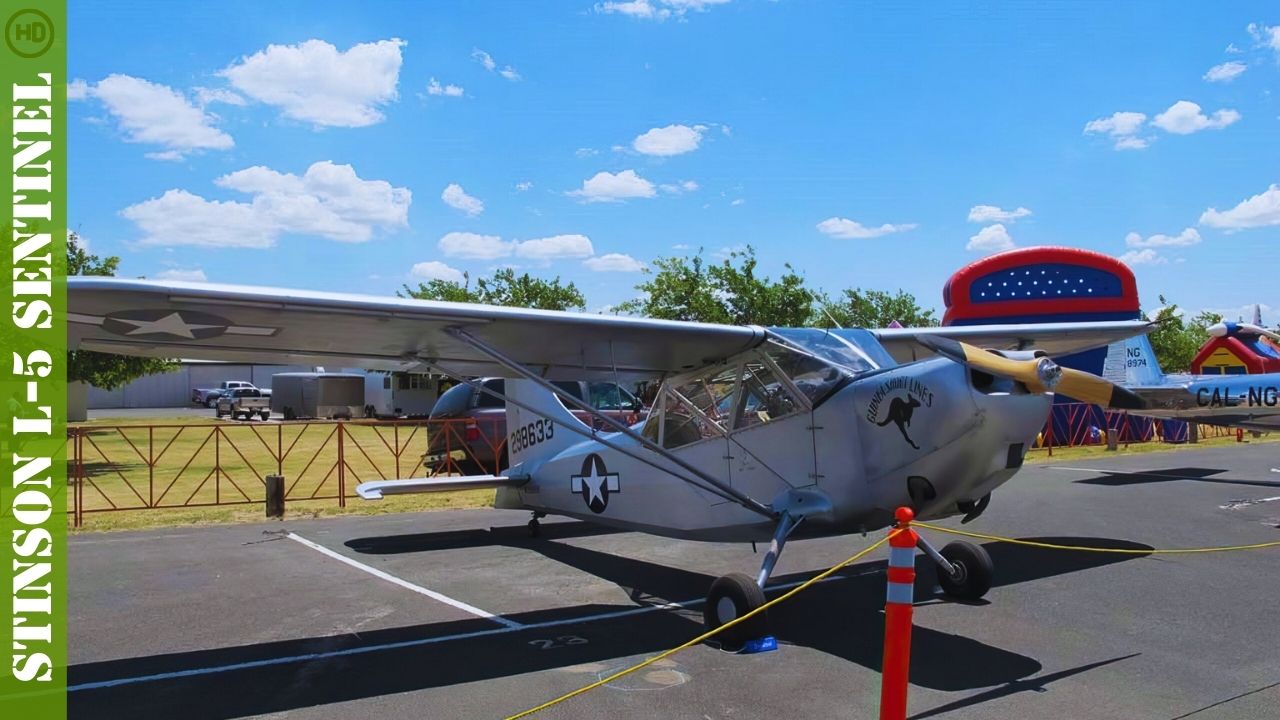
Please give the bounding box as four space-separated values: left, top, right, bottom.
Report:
767 328 896 375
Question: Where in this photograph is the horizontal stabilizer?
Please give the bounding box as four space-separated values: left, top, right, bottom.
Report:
356 475 527 500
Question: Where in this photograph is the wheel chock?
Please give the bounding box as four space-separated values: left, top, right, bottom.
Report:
738 635 778 654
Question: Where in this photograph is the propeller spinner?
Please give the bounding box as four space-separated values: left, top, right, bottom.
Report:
917 336 1146 410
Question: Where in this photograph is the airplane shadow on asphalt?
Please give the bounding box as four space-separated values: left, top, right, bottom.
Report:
68 524 1152 720
1072 466 1280 489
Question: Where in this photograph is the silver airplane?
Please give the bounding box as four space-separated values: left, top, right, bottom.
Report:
67 278 1150 642
1099 323 1280 432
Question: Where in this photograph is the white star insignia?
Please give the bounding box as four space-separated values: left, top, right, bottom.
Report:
581 465 608 507
114 312 221 339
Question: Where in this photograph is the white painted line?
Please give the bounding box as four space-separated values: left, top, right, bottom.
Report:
67 563 886 693
1048 466 1280 483
286 532 524 630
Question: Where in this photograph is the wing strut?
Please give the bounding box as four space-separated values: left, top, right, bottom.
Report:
440 327 778 519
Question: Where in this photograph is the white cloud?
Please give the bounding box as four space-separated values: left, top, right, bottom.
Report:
71 74 233 159
515 234 595 260
584 253 645 272
1247 23 1280 53
67 78 89 100
575 147 599 158
145 150 185 162
1113 136 1150 151
193 87 246 106
1199 184 1280 230
730 198 745 206
123 190 274 248
472 48 520 81
516 181 533 192
659 180 699 194
426 78 464 97
1203 61 1247 83
221 38 405 128
633 124 705 156
1119 249 1167 266
1226 42 1242 54
967 205 1032 223
595 0 732 21
1151 100 1240 135
1083 111 1149 150
438 232 513 260
441 183 484 216
154 268 208 282
123 161 411 248
410 261 465 283
815 217 917 239
966 224 1015 252
1124 227 1201 248
569 169 657 202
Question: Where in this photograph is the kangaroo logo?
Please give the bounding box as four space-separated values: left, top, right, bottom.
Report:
876 395 922 449
865 377 934 450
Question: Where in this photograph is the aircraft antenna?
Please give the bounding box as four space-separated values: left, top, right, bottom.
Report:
821 306 844 330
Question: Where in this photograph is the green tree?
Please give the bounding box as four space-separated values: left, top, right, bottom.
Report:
816 288 939 328
1146 294 1222 373
402 267 585 311
619 246 816 326
67 232 177 390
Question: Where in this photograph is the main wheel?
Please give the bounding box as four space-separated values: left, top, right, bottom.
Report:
527 518 540 538
937 541 994 600
205 397 218 408
703 572 767 647
259 411 270 421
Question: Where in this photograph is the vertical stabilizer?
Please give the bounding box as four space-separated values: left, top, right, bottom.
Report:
504 379 588 470
1102 334 1163 386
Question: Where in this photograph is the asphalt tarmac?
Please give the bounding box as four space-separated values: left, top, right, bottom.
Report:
68 443 1280 719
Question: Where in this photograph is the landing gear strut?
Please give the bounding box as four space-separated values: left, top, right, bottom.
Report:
917 534 993 600
527 511 545 538
704 512 799 645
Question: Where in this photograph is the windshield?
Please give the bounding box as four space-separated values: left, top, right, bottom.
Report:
766 328 896 376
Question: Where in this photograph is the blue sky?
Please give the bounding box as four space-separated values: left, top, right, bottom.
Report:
69 1 1279 324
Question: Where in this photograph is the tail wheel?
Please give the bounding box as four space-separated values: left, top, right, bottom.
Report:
703 572 767 647
937 541 994 600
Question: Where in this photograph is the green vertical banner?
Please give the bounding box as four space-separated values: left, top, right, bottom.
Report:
0 2 67 719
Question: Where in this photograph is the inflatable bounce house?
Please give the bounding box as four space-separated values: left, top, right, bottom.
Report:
1190 310 1280 375
942 247 1174 443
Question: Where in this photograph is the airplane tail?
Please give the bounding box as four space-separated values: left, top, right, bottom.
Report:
504 379 589 471
1101 333 1164 386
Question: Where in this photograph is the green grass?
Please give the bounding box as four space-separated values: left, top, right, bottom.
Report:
69 416 502 533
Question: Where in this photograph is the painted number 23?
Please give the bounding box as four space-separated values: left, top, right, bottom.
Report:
510 418 554 453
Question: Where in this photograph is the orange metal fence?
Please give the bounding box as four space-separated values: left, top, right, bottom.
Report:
66 405 1255 525
67 417 507 526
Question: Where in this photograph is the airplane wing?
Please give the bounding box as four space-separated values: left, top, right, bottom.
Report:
871 320 1154 364
1124 376 1280 432
68 278 765 381
68 278 1152 379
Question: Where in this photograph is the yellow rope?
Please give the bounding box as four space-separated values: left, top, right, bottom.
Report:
912 521 1280 554
504 532 896 719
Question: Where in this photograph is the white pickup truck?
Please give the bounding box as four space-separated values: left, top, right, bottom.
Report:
215 388 271 421
192 381 271 407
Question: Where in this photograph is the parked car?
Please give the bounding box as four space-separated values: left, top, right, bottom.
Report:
215 388 271 421
425 379 646 475
192 380 271 407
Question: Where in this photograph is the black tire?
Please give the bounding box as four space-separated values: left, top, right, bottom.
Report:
259 411 270 421
214 407 224 419
937 541 994 600
527 519 540 538
205 397 218 408
703 572 767 646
